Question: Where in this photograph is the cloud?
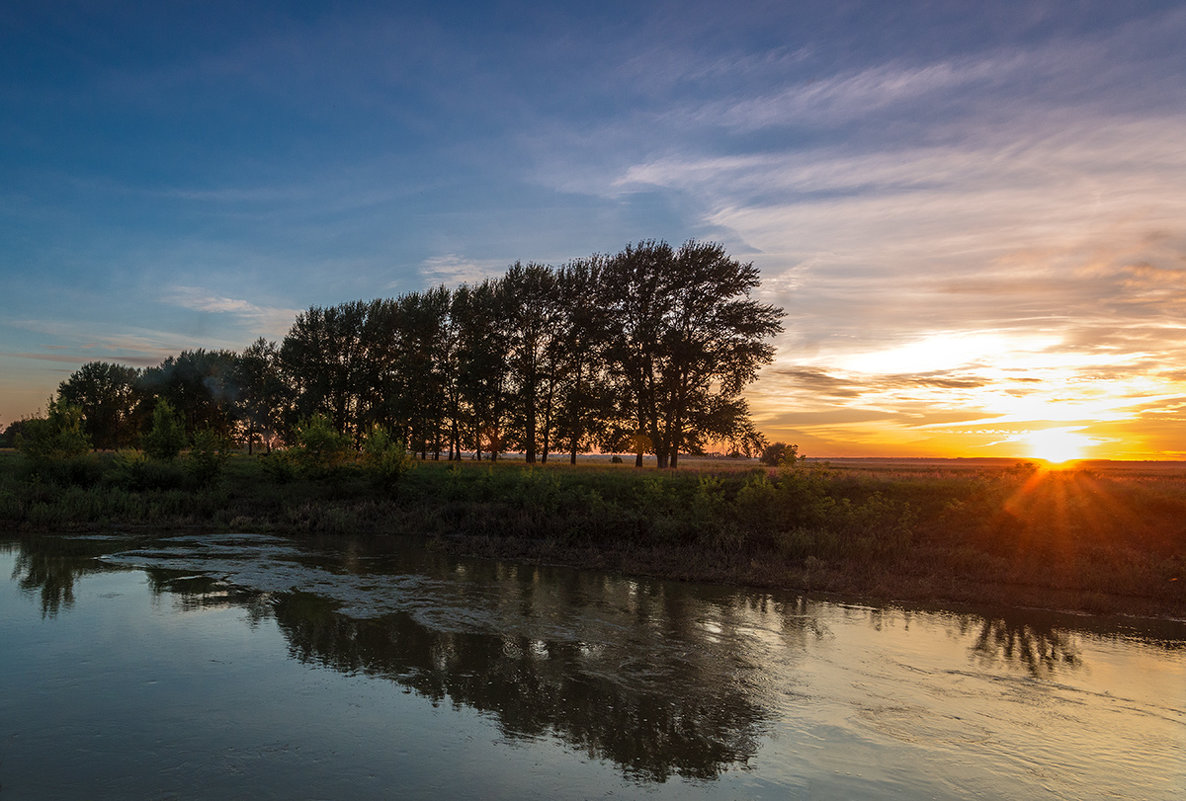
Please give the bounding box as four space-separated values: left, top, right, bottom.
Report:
161 286 300 337
682 55 1015 131
415 254 508 287
1 350 165 368
3 325 193 371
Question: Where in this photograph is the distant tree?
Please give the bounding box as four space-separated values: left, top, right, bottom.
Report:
604 240 784 468
724 418 767 458
57 361 142 449
143 399 188 460
759 441 799 467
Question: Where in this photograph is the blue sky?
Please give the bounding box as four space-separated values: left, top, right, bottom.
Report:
3 1 1185 457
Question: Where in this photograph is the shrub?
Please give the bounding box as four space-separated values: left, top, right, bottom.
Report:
16 400 91 463
259 451 298 483
143 400 188 460
361 424 414 490
107 448 186 490
187 428 231 486
15 400 96 484
291 414 351 478
734 470 778 530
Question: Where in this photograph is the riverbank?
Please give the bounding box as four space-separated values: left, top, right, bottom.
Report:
1 450 1182 618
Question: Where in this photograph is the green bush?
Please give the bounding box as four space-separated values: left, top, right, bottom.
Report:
734 470 778 530
291 415 351 478
143 400 188 461
361 424 414 490
107 448 186 490
259 451 298 483
776 463 839 529
187 428 231 486
16 400 92 472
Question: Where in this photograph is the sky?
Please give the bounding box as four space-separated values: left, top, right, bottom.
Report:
2 0 1185 459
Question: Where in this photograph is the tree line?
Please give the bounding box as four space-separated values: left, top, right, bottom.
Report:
7 240 784 468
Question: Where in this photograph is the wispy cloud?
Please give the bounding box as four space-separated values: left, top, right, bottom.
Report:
4 318 219 368
161 286 300 337
415 254 508 287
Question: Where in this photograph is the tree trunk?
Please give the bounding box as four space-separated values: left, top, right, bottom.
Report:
540 369 555 465
525 380 537 464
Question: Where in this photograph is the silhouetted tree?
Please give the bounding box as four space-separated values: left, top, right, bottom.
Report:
503 262 563 463
605 240 670 467
552 256 617 464
387 289 452 459
140 349 240 438
453 279 511 460
57 361 143 449
605 240 783 468
36 239 782 463
235 338 287 454
280 302 369 438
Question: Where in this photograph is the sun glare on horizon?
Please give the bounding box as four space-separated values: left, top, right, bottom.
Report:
1023 428 1093 464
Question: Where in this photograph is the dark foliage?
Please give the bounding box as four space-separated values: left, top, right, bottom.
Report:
34 240 783 469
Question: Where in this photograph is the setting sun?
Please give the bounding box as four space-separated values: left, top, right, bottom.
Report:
1023 428 1093 463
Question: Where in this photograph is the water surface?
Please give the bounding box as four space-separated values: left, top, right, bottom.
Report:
2 533 1183 799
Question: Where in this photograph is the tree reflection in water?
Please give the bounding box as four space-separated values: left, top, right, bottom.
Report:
8 536 121 618
969 616 1081 676
271 590 769 782
124 543 783 782
9 535 1130 783
144 569 275 624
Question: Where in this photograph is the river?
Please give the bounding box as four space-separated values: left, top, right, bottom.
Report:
1 533 1183 799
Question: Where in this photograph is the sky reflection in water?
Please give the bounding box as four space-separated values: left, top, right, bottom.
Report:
2 534 1183 800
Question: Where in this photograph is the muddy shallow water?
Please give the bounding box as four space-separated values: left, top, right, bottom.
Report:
2 533 1183 800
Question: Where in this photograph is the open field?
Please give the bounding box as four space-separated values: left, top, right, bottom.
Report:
1 449 1182 618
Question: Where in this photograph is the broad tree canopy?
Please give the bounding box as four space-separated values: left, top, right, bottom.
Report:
605 240 784 468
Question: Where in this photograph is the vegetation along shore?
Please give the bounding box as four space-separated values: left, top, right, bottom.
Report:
1 447 1182 620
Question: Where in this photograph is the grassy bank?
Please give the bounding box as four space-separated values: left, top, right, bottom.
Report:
1 449 1183 617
